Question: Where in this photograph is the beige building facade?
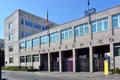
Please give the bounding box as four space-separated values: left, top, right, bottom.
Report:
5 5 120 72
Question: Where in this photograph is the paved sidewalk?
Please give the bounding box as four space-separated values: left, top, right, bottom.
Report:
33 71 120 79
2 70 120 79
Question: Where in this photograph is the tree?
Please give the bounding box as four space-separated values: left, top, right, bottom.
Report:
0 49 4 66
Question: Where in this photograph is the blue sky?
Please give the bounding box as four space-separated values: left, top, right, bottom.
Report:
0 0 120 39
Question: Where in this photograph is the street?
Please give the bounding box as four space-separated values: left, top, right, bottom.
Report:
2 70 120 80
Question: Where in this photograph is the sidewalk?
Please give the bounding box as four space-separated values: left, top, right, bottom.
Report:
33 71 120 79
2 70 120 79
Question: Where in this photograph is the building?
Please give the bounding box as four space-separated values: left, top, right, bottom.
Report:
0 39 4 49
5 5 120 72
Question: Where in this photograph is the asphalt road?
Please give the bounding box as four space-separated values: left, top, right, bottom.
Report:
2 71 120 80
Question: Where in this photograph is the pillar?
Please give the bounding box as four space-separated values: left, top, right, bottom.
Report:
31 55 33 68
73 49 76 72
89 46 93 72
48 52 51 72
59 51 62 72
110 43 115 70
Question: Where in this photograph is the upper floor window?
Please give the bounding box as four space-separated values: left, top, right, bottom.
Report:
19 42 25 49
21 31 32 38
32 38 39 47
50 32 59 43
75 23 88 37
9 45 13 52
26 40 31 48
42 26 47 30
61 28 72 40
9 34 13 41
34 23 41 30
112 13 120 28
25 20 33 27
33 54 39 62
9 22 13 29
9 57 13 63
21 19 24 25
92 17 108 33
40 35 48 44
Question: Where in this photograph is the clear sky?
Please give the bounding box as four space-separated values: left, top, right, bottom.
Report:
0 0 120 39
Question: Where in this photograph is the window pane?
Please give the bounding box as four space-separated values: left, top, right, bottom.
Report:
21 19 24 25
33 54 39 62
9 46 13 52
20 42 25 49
9 22 13 29
61 28 72 40
32 38 39 47
26 55 31 62
84 27 89 35
26 40 31 48
9 34 13 41
40 35 48 44
112 18 118 28
50 32 59 43
104 21 108 30
97 20 102 32
20 56 25 63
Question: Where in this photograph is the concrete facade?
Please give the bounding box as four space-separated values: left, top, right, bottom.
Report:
5 5 120 72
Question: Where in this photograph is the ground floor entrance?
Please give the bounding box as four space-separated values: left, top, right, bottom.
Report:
76 48 89 72
93 45 110 72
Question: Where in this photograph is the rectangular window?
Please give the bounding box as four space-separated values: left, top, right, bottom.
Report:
26 55 31 62
112 14 120 28
61 28 72 40
34 23 41 30
21 19 24 25
114 43 120 56
26 40 31 48
9 46 13 52
21 31 32 38
20 56 25 63
50 32 59 43
9 34 13 41
40 35 48 44
33 54 39 62
9 57 13 63
91 17 108 33
32 38 39 47
75 23 89 37
19 42 25 49
9 22 13 29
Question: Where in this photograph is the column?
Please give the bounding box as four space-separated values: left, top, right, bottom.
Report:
39 53 41 66
73 49 76 72
25 56 27 67
89 46 93 72
31 55 33 68
59 51 62 72
48 52 51 72
110 43 115 70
